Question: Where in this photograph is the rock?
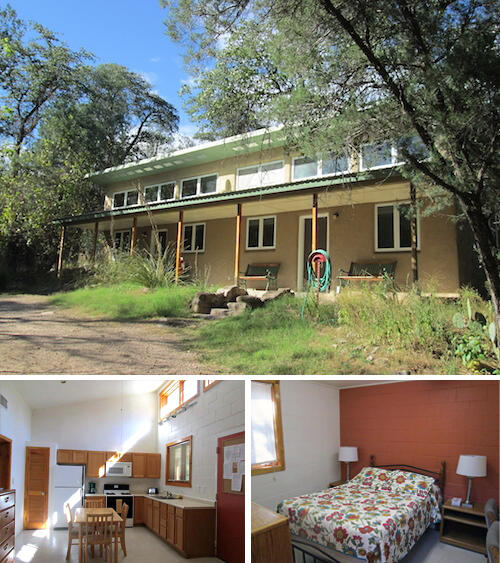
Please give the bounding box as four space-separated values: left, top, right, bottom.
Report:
191 292 227 314
236 295 265 309
216 285 248 302
209 308 231 318
366 355 374 362
227 301 248 315
261 288 294 302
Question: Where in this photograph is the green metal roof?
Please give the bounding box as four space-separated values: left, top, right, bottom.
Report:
57 167 403 226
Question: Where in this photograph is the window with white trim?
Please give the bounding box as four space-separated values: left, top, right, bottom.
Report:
237 161 284 190
144 182 175 204
375 203 419 251
183 223 205 252
112 189 139 209
180 174 217 198
292 153 349 181
360 141 399 171
246 216 276 250
113 230 131 251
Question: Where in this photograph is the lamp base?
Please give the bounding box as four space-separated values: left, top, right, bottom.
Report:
462 502 473 509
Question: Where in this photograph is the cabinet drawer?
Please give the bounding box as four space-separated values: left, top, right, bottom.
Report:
0 547 14 563
0 495 14 512
0 521 13 546
0 508 14 529
0 535 14 561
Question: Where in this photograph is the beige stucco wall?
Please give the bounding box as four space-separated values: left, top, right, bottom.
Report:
135 201 460 293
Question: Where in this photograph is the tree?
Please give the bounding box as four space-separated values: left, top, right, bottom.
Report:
163 0 500 329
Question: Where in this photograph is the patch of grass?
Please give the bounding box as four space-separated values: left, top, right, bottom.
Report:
50 284 200 320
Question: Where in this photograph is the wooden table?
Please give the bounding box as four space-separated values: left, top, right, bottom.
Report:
74 507 122 563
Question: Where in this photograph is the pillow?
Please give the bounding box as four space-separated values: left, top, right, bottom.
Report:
389 470 436 497
350 466 394 489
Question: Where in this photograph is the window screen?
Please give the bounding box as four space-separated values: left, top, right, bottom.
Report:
113 193 125 208
262 217 275 247
160 183 175 200
145 186 159 203
126 191 138 206
377 206 394 249
247 219 260 248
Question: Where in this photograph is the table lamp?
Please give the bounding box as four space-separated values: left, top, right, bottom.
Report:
339 447 358 481
456 454 487 509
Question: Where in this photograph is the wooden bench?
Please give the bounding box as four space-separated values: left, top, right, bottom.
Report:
239 263 280 290
338 261 397 287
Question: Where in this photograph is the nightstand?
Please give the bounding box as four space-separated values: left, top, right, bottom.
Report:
328 479 346 488
439 499 487 554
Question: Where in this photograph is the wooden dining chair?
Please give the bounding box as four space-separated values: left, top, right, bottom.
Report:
64 502 79 560
82 512 114 563
113 503 129 557
85 498 105 508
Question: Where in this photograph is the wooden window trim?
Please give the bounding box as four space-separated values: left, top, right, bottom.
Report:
165 435 192 487
251 380 286 476
159 381 200 421
202 380 219 391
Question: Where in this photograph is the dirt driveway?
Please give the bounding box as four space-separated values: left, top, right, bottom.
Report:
0 294 215 375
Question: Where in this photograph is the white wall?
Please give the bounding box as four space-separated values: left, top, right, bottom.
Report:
0 382 32 536
252 380 341 511
157 380 245 500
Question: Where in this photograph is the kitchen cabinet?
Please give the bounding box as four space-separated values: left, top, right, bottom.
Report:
167 505 175 544
159 503 167 540
132 453 147 478
146 454 161 478
144 497 152 529
86 451 107 478
152 500 160 535
0 490 15 563
134 496 143 525
106 452 133 463
57 449 88 465
174 508 184 551
252 502 293 563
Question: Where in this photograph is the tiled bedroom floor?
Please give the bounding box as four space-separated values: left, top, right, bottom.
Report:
14 527 223 563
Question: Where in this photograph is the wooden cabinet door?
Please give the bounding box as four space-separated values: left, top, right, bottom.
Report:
160 503 167 539
152 500 160 535
174 508 184 551
167 505 175 544
119 452 133 462
134 496 143 525
146 454 161 478
144 497 152 529
132 453 146 478
86 451 106 478
72 450 88 464
24 447 50 529
56 450 73 464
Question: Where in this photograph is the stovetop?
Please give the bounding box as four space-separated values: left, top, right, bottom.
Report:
104 491 133 496
103 484 131 495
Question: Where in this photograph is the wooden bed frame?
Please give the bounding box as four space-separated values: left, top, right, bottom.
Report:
290 456 447 563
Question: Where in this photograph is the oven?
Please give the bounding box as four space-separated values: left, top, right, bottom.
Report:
105 495 134 527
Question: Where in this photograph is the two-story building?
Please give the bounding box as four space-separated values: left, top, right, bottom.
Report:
57 127 472 293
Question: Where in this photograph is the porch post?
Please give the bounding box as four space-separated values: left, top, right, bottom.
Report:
91 221 99 262
311 193 318 252
130 216 138 255
175 210 184 284
410 183 419 283
234 203 242 286
57 225 65 279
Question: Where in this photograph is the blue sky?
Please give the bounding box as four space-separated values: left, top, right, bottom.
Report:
9 0 197 137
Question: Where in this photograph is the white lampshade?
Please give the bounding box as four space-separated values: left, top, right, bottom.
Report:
339 447 358 463
456 455 487 477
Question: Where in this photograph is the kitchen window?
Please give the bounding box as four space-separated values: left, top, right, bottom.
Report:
159 380 199 421
180 174 217 198
246 216 276 250
236 161 284 190
202 380 219 391
292 153 349 181
113 230 131 252
251 380 285 475
375 202 420 251
144 182 176 203
166 436 192 487
360 141 399 171
112 189 139 209
183 223 205 253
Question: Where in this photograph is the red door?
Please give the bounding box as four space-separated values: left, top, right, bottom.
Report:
216 432 245 563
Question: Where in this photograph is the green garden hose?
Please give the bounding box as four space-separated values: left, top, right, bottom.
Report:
306 249 332 292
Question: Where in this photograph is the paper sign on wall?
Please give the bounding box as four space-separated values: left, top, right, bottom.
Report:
223 443 244 491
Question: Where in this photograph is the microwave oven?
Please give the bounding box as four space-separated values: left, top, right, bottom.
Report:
105 461 132 477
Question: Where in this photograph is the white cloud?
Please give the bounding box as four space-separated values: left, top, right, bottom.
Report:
150 56 161 63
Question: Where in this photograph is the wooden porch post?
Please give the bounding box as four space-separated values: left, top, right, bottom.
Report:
175 210 184 284
91 221 99 262
410 183 419 283
311 193 318 253
234 203 242 286
57 225 65 279
130 216 138 255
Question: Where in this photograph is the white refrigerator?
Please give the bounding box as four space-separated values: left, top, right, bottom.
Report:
53 464 85 528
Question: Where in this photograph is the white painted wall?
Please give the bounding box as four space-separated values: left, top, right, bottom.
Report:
252 380 341 511
0 382 32 536
157 380 245 500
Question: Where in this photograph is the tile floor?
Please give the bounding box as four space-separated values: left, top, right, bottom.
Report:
14 527 224 562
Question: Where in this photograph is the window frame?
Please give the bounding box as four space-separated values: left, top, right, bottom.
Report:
113 229 131 251
202 380 219 391
236 160 284 190
159 380 200 421
245 215 276 251
374 201 421 252
112 189 140 209
144 181 176 204
292 153 350 181
251 380 286 476
359 141 402 172
180 174 218 199
182 222 206 253
165 435 193 488
150 229 169 255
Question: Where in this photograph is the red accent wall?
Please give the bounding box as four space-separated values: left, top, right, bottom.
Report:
340 381 499 503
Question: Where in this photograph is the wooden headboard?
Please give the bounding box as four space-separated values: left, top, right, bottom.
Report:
370 455 446 494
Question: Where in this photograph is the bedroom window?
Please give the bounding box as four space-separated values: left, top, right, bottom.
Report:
246 216 276 250
183 223 205 253
236 161 284 190
360 141 399 171
180 174 217 198
251 380 285 475
375 202 420 252
112 189 139 209
159 380 199 421
144 182 176 203
292 153 349 180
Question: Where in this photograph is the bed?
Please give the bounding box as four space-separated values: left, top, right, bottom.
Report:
277 456 446 563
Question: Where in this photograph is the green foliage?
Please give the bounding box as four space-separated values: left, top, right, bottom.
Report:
451 332 489 367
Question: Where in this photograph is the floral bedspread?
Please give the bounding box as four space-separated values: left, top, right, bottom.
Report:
277 468 442 563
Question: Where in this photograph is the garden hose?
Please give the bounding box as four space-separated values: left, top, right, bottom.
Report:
306 249 332 292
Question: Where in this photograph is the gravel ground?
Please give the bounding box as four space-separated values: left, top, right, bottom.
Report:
0 294 215 375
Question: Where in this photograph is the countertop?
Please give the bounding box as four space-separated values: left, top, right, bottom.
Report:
85 493 215 509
